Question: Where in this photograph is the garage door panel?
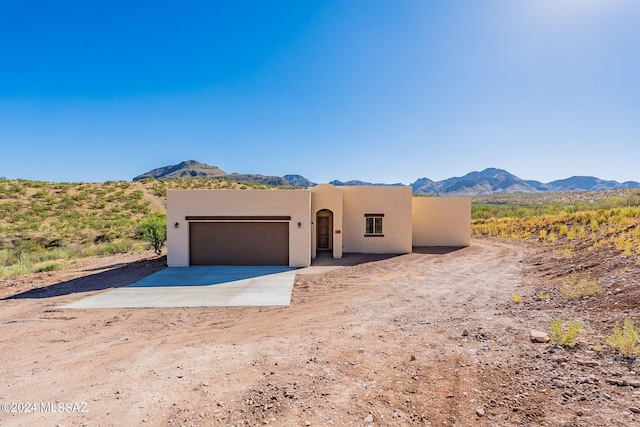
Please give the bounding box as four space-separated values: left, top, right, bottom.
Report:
189 222 289 265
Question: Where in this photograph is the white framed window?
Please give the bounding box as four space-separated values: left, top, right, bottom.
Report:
365 214 384 236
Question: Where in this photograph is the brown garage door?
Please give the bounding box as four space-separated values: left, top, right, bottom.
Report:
189 222 289 266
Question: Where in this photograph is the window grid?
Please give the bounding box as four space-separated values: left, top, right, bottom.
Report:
365 216 383 235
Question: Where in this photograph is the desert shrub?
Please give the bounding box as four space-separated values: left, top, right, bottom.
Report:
84 239 137 257
137 214 167 255
0 249 18 266
550 316 583 348
152 184 167 198
33 261 64 273
0 254 32 278
123 201 150 215
511 291 523 303
27 247 72 263
7 182 26 196
13 239 45 257
0 264 29 278
559 272 602 300
91 201 107 210
606 318 640 359
17 220 41 231
71 191 89 202
554 244 574 258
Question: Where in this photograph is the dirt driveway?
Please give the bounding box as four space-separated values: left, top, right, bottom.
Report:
0 239 637 426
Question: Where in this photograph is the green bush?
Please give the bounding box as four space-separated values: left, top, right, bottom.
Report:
83 239 137 257
0 249 18 266
0 256 32 278
34 261 64 273
559 273 602 300
550 316 583 348
138 214 167 255
606 318 640 359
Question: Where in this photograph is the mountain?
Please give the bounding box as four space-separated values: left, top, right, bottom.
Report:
329 180 405 187
548 176 640 191
134 161 639 195
411 168 552 195
411 168 639 196
133 160 227 181
221 173 291 187
284 174 317 187
133 161 317 187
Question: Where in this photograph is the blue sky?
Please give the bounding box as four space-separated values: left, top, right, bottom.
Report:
1 0 638 184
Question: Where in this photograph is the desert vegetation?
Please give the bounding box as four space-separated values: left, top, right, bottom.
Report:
473 188 640 360
472 189 640 266
549 316 584 348
606 318 640 359
0 177 288 277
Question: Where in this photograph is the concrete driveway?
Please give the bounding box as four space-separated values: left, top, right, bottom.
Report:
62 265 337 309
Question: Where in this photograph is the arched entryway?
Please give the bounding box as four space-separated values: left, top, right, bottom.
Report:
316 209 333 251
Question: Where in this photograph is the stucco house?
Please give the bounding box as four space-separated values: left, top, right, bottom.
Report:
167 184 470 268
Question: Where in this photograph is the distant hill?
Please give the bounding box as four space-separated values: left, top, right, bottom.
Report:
412 168 553 196
133 161 639 195
547 176 640 192
329 180 405 187
133 160 227 181
133 161 317 187
221 173 291 187
411 168 639 196
284 174 316 187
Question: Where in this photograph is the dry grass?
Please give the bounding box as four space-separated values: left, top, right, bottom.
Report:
510 290 523 303
472 191 640 267
550 316 583 348
606 318 640 359
559 272 602 300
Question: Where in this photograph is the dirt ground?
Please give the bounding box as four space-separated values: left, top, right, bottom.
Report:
0 239 638 427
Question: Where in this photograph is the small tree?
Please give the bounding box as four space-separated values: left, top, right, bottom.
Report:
138 214 167 255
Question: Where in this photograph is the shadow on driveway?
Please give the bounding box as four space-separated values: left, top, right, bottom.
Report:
125 266 297 288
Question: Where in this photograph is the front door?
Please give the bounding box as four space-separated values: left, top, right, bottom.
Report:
317 216 330 250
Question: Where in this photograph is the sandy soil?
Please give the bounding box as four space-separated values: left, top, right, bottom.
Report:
0 240 638 426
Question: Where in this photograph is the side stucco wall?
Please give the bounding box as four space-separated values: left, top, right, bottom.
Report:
412 197 471 247
166 190 312 267
341 186 413 254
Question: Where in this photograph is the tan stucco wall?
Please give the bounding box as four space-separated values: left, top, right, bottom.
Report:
309 184 344 259
412 197 471 246
167 186 469 267
341 186 413 254
167 190 312 267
